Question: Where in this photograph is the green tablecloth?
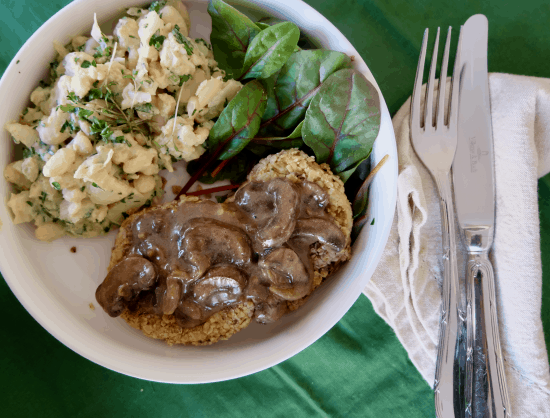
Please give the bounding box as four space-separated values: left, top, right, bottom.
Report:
1 1 549 416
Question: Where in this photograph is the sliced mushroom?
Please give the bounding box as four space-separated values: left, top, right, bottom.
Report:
259 247 312 301
291 218 346 252
234 181 274 226
174 299 204 328
254 294 288 324
244 274 270 304
298 181 329 217
160 272 193 315
96 256 158 317
193 265 247 309
180 218 252 278
256 178 299 249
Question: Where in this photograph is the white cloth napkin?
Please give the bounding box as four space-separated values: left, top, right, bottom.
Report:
364 73 550 417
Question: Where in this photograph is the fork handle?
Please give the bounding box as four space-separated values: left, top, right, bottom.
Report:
465 253 511 418
434 172 462 418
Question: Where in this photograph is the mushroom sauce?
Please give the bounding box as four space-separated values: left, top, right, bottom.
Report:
96 177 347 327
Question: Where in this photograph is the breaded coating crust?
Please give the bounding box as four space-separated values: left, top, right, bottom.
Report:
110 149 352 345
122 301 255 346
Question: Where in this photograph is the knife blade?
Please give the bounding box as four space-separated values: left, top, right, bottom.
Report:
453 14 511 418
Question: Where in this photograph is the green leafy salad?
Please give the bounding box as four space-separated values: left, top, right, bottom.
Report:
181 0 383 237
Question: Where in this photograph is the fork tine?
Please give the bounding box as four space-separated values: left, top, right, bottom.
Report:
424 27 440 128
411 28 429 130
448 25 464 130
436 27 452 127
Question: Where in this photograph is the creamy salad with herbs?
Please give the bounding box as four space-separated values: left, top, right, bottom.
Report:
3 0 242 241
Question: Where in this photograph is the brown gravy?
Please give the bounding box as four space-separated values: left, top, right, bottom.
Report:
96 178 346 327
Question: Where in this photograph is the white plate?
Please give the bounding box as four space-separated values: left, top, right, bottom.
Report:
0 0 397 383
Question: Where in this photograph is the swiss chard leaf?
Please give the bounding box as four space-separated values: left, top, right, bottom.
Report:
347 157 372 217
207 0 261 78
303 68 381 179
258 50 351 137
239 22 300 81
186 149 257 184
339 153 370 185
248 120 304 156
207 80 267 160
177 80 267 196
255 22 271 30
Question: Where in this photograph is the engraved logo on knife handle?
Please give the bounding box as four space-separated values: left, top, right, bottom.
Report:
469 137 489 173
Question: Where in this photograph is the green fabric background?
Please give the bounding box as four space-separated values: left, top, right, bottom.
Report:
1 1 549 417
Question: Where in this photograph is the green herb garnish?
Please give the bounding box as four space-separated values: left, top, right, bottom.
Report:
134 103 153 113
67 92 79 103
172 25 193 55
60 120 79 134
149 0 166 13
81 60 97 68
149 32 165 50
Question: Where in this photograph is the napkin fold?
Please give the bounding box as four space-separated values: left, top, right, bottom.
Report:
364 73 550 417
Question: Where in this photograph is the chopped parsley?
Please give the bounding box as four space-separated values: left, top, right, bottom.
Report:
67 92 80 103
134 103 152 113
113 135 132 147
58 104 93 122
94 43 113 58
81 186 85 192
52 182 61 191
179 74 192 86
148 0 167 14
87 88 103 100
26 201 33 207
170 73 192 86
89 117 114 142
49 60 59 79
81 60 97 68
149 32 165 50
195 38 212 50
371 218 375 225
173 25 193 55
60 120 79 134
22 147 36 159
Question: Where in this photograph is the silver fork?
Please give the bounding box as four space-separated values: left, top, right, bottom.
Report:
410 26 465 418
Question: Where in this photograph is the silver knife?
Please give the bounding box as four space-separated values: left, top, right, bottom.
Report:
454 14 511 418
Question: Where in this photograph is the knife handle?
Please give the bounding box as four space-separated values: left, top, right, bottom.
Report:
433 173 462 418
465 253 511 418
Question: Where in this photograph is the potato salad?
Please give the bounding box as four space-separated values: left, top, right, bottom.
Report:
3 0 242 241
